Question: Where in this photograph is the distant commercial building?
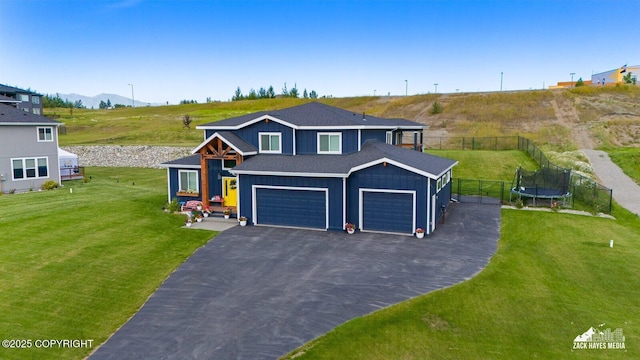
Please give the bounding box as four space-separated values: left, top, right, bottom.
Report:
591 65 639 86
550 65 639 89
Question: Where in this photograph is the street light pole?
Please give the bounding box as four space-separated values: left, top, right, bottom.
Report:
128 84 135 108
405 80 408 96
570 73 575 88
500 72 503 91
434 83 438 93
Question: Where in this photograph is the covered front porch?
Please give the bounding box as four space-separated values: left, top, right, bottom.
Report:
191 131 257 209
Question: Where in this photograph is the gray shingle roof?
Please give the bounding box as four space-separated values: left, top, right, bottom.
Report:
0 103 60 125
198 102 423 129
231 140 456 178
215 131 257 154
160 154 201 168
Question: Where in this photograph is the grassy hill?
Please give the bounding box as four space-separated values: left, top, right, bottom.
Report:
49 86 640 150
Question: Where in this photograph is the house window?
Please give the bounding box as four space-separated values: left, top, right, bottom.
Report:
222 159 236 170
32 96 40 104
259 132 281 153
12 157 48 180
178 170 199 193
19 94 29 102
33 108 41 115
437 178 442 191
386 131 393 145
38 127 53 142
318 133 341 154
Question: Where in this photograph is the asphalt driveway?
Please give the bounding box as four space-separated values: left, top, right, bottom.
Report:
90 202 500 360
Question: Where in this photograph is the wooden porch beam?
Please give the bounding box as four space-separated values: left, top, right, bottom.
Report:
200 154 209 208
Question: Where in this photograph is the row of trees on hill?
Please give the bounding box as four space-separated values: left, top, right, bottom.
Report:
232 83 318 101
43 94 86 109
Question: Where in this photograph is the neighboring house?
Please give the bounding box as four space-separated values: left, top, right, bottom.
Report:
0 103 61 193
0 84 44 115
161 102 457 235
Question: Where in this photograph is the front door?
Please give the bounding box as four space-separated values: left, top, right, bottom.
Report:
222 177 238 207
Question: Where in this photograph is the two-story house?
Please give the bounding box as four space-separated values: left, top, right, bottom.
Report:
0 84 44 115
0 103 62 193
162 102 457 236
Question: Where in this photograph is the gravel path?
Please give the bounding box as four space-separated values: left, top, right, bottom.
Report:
582 149 640 216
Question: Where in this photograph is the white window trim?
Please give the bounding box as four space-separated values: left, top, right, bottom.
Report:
11 157 49 181
32 96 40 104
317 132 342 154
386 131 393 145
222 158 237 170
437 178 442 192
37 127 53 142
258 132 282 154
178 169 199 193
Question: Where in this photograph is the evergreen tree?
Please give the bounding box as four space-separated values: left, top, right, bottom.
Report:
303 89 308 98
289 83 299 98
575 78 585 87
309 90 318 99
258 87 267 98
267 86 276 98
247 88 258 100
232 87 244 101
106 99 112 108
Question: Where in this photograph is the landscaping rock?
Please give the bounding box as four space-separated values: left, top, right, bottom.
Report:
63 145 192 169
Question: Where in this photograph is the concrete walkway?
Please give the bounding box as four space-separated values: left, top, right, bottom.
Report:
583 149 640 216
90 202 500 360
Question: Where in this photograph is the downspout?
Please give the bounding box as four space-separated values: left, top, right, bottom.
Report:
343 177 347 230
426 178 431 235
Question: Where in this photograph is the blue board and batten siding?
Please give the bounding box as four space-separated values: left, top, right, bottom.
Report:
360 129 388 146
347 163 429 234
295 129 359 154
237 174 344 230
206 120 294 155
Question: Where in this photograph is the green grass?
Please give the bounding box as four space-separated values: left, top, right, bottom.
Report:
283 207 640 359
608 148 640 185
426 150 539 181
0 168 213 359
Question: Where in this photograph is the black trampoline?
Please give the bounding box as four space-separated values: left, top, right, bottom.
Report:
510 166 571 206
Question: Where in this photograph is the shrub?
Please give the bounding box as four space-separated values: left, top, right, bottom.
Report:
430 100 443 115
42 180 59 190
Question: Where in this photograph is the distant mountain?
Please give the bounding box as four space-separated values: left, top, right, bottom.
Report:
57 93 162 109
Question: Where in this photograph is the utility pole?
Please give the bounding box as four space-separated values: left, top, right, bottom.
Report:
434 83 438 93
405 80 408 96
570 73 575 87
500 72 503 91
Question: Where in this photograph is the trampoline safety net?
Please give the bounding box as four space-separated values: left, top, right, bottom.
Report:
512 166 571 199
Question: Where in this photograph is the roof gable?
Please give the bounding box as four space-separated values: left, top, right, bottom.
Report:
192 131 258 156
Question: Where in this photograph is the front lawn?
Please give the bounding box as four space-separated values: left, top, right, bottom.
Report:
283 206 640 359
0 168 213 359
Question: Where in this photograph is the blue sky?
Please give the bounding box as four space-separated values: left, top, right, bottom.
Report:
1 0 638 104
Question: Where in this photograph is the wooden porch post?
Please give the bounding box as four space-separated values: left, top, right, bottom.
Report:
200 154 210 208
